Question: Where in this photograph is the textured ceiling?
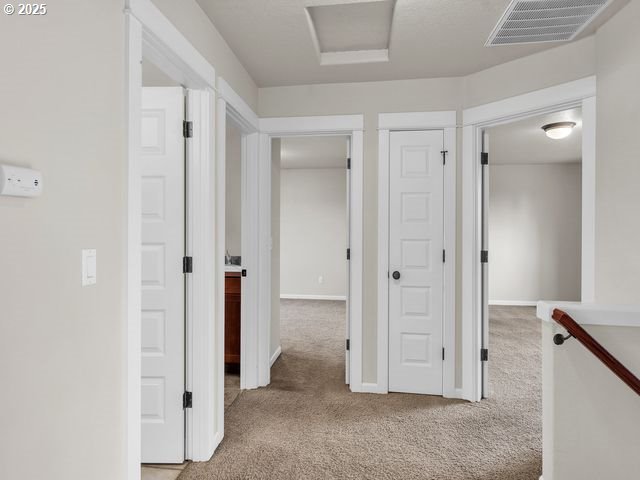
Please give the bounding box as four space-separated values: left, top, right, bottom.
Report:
488 107 582 165
280 136 349 169
195 0 627 87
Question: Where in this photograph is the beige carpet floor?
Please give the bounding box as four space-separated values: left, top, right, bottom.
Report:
179 301 541 480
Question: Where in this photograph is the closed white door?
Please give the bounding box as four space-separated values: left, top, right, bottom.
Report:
141 87 186 463
388 130 444 395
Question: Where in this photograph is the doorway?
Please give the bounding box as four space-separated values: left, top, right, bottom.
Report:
259 115 364 392
480 108 583 399
276 135 351 384
461 77 597 402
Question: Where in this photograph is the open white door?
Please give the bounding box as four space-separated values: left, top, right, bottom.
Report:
345 136 351 385
480 130 490 399
140 87 186 463
388 130 445 395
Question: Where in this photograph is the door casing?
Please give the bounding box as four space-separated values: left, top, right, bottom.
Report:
461 77 597 403
259 115 365 392
377 112 458 397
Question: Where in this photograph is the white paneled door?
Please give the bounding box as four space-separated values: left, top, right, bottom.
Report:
388 130 444 395
141 87 186 463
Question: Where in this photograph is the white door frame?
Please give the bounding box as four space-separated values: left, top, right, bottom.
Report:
461 76 597 402
214 78 262 406
377 112 458 397
126 0 217 477
259 115 365 391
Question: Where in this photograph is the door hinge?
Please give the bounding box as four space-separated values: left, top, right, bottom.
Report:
480 152 489 165
183 120 193 138
183 256 193 273
241 269 247 277
442 249 446 263
441 150 448 165
346 339 350 351
183 391 193 409
347 157 351 170
481 348 489 362
480 250 488 264
442 348 445 361
347 248 351 260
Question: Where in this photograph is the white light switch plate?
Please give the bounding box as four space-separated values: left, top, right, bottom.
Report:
82 249 97 286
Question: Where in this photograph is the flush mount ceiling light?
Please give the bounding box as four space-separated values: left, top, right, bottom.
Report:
542 121 576 140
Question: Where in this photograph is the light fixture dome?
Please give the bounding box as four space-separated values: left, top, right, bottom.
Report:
542 121 576 140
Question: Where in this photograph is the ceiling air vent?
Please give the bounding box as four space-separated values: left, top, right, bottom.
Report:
486 0 614 46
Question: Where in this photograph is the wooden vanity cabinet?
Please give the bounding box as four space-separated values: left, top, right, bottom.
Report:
224 271 241 369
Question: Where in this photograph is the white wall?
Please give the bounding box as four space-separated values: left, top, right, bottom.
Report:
280 168 347 298
489 164 582 304
595 0 640 305
0 2 126 479
542 320 640 480
0 2 258 478
225 121 242 256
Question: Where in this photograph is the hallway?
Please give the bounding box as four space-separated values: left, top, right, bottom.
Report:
177 301 542 479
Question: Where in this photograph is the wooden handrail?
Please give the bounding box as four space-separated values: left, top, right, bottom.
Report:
552 308 640 397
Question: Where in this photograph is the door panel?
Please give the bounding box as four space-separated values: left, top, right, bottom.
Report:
141 87 185 463
388 130 444 395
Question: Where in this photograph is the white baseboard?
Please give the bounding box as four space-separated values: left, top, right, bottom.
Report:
280 294 347 301
444 388 466 400
270 346 282 367
359 382 387 394
489 300 538 307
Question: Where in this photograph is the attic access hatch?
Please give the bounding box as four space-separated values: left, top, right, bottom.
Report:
486 0 614 46
305 0 396 65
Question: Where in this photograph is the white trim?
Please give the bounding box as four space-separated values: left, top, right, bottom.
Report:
360 382 386 394
185 90 216 462
125 2 217 475
270 346 282 367
127 0 215 90
537 301 640 328
258 115 364 393
280 294 347 301
241 133 261 390
376 111 457 397
260 115 364 135
442 126 457 399
379 111 457 130
463 76 596 126
489 300 538 307
461 78 597 402
376 128 390 395
320 49 389 66
581 96 596 303
218 78 259 132
215 79 261 395
258 133 272 388
214 96 226 452
125 13 142 480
